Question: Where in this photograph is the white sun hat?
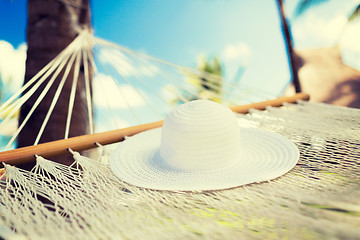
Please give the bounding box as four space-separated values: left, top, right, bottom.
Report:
110 100 299 191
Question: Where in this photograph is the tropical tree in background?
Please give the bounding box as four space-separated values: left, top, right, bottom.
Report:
276 0 360 96
293 0 360 20
293 0 360 42
276 0 302 93
190 56 223 102
4 0 359 171
173 56 224 105
17 0 92 169
289 0 360 107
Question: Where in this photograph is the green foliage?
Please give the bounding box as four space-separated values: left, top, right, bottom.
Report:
293 0 329 18
293 0 360 23
292 0 360 46
348 5 360 22
173 56 224 105
190 56 223 95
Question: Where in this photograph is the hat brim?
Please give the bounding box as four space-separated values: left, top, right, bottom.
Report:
110 127 299 191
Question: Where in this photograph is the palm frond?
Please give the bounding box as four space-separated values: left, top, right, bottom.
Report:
348 5 360 22
293 0 329 18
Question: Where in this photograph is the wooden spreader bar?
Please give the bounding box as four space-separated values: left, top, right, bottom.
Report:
0 93 309 166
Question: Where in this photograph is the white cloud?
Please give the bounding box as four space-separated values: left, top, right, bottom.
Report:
220 42 251 82
340 19 360 70
221 42 251 61
93 73 146 109
98 48 159 77
138 64 159 77
0 41 27 94
292 11 360 70
340 19 360 50
292 13 347 47
95 118 130 133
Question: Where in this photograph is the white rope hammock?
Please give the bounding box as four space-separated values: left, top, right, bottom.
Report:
0 101 359 239
0 30 281 151
2 30 358 239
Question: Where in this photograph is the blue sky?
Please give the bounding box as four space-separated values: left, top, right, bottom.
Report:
1 0 359 74
0 0 291 96
0 0 26 47
92 1 283 64
93 0 291 97
0 0 359 137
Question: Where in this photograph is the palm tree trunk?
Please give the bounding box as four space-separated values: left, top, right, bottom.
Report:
17 0 92 170
276 0 302 93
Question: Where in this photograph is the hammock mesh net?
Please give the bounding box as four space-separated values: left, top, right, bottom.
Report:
1 101 359 240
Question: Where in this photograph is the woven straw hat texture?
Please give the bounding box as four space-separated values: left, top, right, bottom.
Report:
110 100 299 191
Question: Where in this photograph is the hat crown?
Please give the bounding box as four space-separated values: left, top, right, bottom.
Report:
160 100 241 171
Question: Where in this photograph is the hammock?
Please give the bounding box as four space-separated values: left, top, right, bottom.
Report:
0 29 303 162
1 30 359 239
1 101 359 239
0 30 283 151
